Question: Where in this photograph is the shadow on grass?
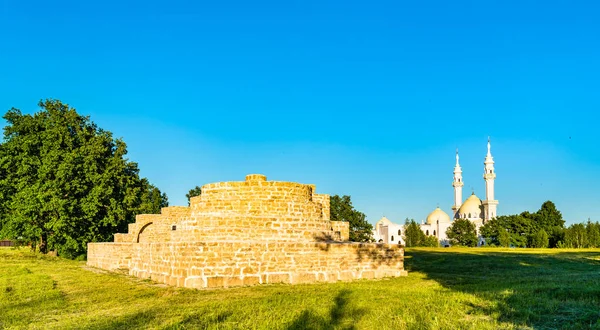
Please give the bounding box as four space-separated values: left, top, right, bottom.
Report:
85 308 233 330
406 249 600 329
169 310 233 329
85 309 161 330
287 289 367 330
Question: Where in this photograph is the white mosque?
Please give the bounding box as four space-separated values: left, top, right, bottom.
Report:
373 139 499 246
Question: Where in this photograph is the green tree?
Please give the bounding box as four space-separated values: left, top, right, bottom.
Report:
480 217 503 246
0 100 166 257
531 229 549 248
498 229 511 247
446 218 477 247
563 223 588 248
423 235 440 247
533 201 565 247
403 219 426 247
330 195 373 242
480 201 568 248
186 185 202 205
139 178 169 213
586 220 600 248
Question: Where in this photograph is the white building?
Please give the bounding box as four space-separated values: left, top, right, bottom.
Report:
373 139 499 246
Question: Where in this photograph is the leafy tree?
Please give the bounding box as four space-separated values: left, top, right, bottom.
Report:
481 215 535 247
481 218 511 247
586 220 600 248
139 178 169 213
498 229 511 247
423 235 440 247
563 223 588 248
402 219 439 247
330 195 373 242
186 185 202 205
534 201 565 247
403 219 425 247
480 217 502 246
446 218 477 247
531 229 549 248
0 100 166 257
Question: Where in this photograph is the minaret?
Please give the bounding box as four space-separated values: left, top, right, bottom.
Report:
482 137 499 221
452 149 464 218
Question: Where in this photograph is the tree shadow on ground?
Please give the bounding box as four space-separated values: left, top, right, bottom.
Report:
167 310 233 329
313 233 402 267
84 307 232 330
406 249 600 329
85 308 161 330
287 289 367 330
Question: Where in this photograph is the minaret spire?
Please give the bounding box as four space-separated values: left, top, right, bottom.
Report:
482 137 498 221
452 148 464 218
455 148 460 166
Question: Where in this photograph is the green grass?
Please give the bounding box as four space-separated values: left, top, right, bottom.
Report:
2 247 600 329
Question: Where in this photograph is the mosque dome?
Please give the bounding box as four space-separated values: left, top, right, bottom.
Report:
426 207 451 225
457 193 484 219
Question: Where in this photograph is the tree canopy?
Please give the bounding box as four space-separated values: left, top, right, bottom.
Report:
186 186 202 205
0 100 167 258
403 219 438 247
446 218 478 247
330 195 373 242
531 229 549 248
557 221 600 248
480 201 565 248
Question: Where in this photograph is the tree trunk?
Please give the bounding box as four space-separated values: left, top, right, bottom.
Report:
39 232 48 254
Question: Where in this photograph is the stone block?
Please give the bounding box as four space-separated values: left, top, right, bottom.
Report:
184 277 206 289
206 277 225 288
267 273 291 284
226 276 244 287
339 271 355 281
243 276 261 286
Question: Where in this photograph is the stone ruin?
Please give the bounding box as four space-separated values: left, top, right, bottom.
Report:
87 174 407 288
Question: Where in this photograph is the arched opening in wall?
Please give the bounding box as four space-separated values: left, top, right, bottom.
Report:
398 229 401 235
433 230 436 236
391 236 394 242
137 222 154 243
468 213 471 218
426 230 429 236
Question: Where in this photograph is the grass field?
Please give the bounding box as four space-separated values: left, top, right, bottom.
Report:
1 247 600 329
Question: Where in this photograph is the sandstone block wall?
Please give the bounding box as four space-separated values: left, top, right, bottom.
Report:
88 174 406 288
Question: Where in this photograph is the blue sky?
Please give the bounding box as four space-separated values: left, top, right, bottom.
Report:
1 0 599 225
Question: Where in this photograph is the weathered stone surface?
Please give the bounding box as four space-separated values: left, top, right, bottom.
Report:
87 174 407 288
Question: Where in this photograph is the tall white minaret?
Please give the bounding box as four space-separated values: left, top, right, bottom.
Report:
482 137 499 221
452 149 464 219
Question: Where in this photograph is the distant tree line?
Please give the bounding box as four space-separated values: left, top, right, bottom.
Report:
401 200 598 249
479 201 599 248
0 100 168 258
480 201 564 248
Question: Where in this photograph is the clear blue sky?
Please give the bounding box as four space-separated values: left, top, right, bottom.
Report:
1 0 599 225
